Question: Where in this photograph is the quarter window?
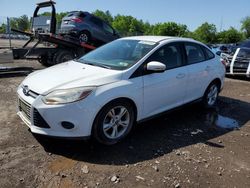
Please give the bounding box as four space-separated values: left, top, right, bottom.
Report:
203 47 215 60
148 44 182 70
185 43 206 64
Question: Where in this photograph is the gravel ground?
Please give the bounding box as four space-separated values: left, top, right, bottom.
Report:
0 47 250 188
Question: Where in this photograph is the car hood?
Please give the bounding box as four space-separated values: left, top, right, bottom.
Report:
22 61 122 95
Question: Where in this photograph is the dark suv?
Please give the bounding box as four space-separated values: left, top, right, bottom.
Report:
59 11 119 44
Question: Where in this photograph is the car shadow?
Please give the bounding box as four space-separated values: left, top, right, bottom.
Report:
34 96 250 165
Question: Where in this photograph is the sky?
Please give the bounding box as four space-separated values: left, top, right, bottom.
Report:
0 0 250 31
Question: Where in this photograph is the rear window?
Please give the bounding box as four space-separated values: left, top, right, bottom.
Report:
66 12 78 17
66 11 87 18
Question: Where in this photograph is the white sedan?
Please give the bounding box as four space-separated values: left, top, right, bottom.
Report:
17 36 225 145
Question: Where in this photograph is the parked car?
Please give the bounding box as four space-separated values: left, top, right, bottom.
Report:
221 47 250 77
59 11 119 44
220 40 250 77
17 36 225 145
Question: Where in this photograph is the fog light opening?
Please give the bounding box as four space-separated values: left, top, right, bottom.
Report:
61 121 75 129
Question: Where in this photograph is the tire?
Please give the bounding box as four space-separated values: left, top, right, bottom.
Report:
202 82 220 108
79 31 90 43
38 56 49 66
38 56 54 67
54 50 75 64
93 100 135 145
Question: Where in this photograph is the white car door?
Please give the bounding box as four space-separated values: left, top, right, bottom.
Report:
142 43 188 118
184 42 214 103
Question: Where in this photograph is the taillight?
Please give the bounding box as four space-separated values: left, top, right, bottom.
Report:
71 17 83 23
220 58 227 67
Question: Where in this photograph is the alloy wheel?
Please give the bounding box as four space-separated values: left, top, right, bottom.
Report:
102 106 130 139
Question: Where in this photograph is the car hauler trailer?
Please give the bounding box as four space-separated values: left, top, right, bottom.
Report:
11 1 98 67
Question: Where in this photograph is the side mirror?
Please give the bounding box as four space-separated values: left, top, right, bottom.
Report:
146 61 166 73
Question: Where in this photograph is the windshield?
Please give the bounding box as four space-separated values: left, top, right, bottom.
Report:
77 39 157 70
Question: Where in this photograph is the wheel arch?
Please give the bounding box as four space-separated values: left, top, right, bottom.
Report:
209 78 222 91
91 97 138 134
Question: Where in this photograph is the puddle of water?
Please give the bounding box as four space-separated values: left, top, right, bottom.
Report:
215 115 239 129
205 111 239 129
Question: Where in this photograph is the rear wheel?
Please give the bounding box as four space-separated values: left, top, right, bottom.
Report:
202 82 219 108
38 56 55 67
54 50 75 64
79 31 90 43
93 100 135 145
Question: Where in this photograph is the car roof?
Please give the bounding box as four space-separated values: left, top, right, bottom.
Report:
121 36 196 43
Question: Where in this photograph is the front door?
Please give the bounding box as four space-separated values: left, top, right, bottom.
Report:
142 43 188 118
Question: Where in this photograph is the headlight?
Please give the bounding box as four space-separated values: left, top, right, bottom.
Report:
42 86 95 105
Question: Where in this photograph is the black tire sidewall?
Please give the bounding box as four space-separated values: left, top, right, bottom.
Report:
203 83 219 108
55 50 74 64
93 100 135 145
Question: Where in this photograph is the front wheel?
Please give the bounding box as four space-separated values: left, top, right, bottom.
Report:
93 100 135 145
202 83 219 108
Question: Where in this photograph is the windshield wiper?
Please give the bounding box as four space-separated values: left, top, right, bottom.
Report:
74 59 112 69
84 62 111 69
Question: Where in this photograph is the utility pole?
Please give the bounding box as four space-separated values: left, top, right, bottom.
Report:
219 17 223 32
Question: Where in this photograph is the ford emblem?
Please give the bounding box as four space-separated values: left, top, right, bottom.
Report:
23 85 30 96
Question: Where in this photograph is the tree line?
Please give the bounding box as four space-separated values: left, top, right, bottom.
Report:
1 10 250 44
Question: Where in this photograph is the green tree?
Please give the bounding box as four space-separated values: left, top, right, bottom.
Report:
10 18 18 30
217 27 244 43
193 22 217 43
0 23 6 33
17 15 30 31
112 15 145 36
92 10 113 24
241 16 250 38
152 22 188 36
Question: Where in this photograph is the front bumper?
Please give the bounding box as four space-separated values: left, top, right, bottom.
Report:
17 87 100 138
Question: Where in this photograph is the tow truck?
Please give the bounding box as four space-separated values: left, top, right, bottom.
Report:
11 1 100 67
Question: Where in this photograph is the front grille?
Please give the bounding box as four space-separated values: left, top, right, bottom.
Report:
33 108 50 128
19 98 31 121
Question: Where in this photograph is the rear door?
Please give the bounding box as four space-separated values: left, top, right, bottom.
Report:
142 43 188 118
184 42 214 103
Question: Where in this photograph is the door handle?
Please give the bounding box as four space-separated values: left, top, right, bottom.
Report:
176 73 185 79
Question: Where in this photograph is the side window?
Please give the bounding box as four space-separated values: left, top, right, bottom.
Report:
203 46 215 60
185 43 206 64
148 44 182 70
103 22 114 34
90 17 103 28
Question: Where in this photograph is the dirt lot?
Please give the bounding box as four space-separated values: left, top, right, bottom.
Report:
0 45 250 188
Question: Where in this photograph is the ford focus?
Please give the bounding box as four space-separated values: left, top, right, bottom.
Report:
17 36 225 145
